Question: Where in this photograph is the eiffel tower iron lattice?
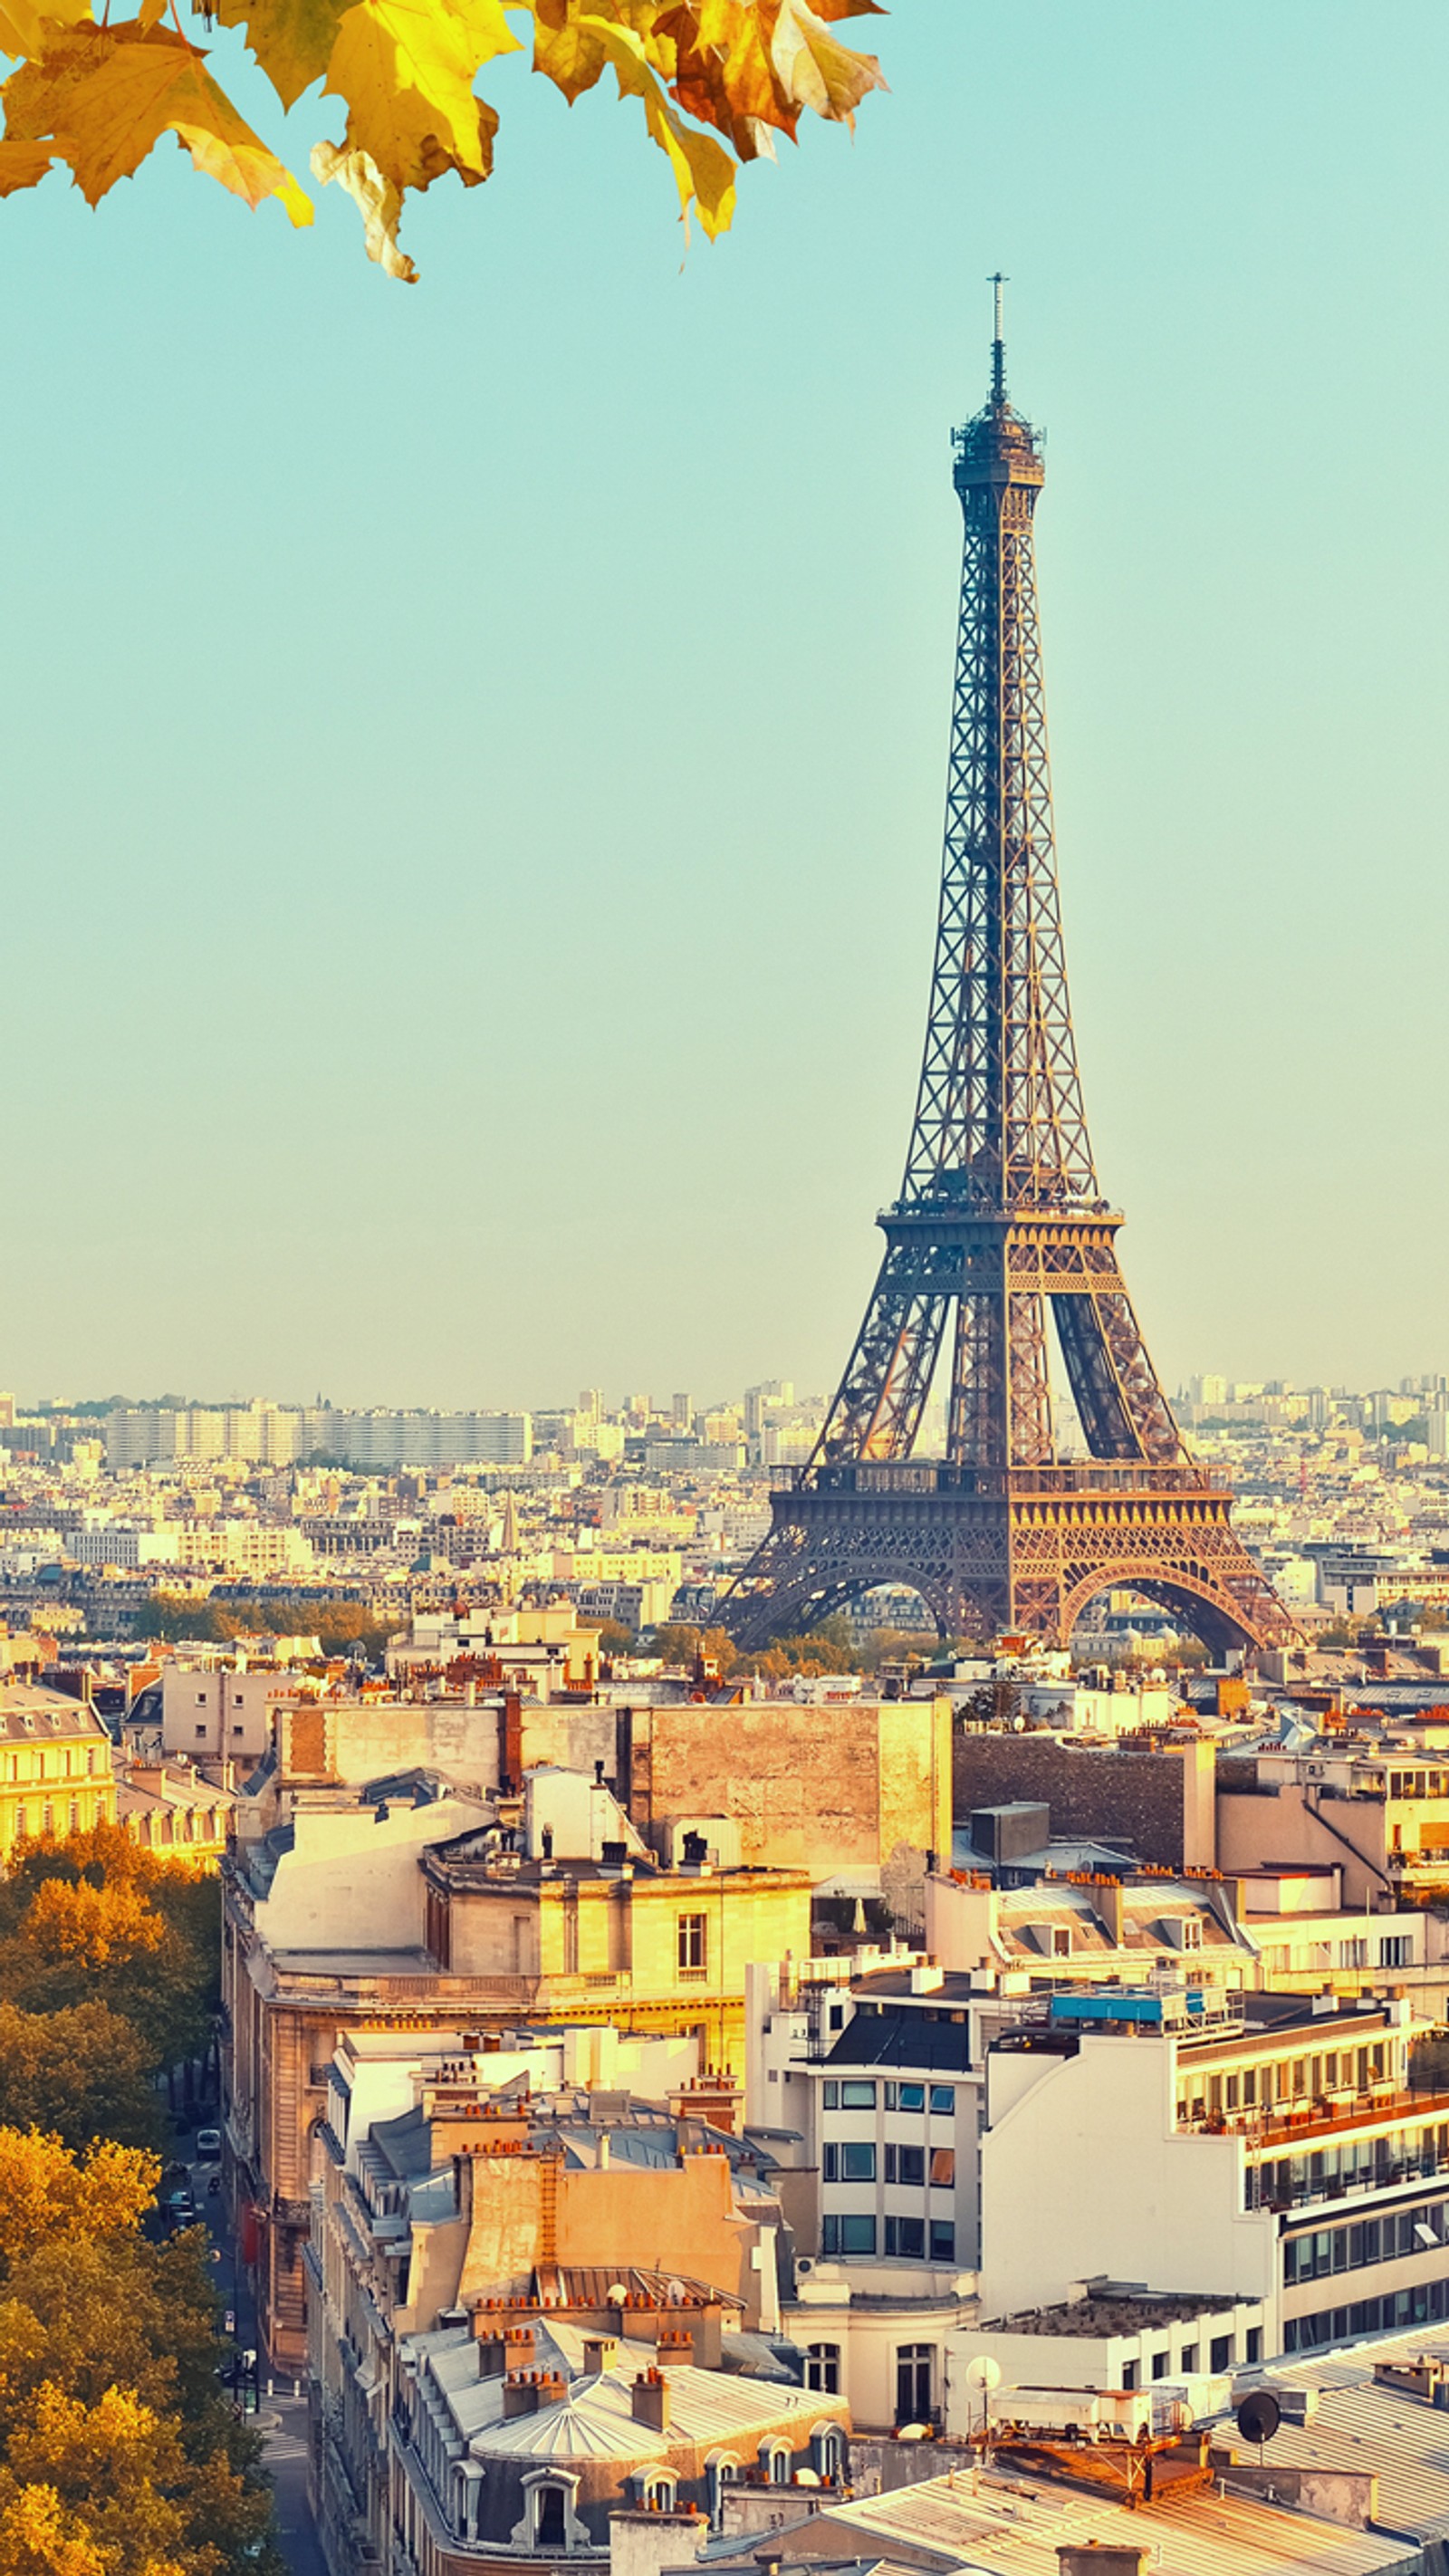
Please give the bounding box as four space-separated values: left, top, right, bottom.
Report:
719 307 1294 1660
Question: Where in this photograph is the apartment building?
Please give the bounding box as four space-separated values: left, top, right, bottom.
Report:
1218 1738 1449 1907
979 1985 1449 2357
0 1682 117 1854
309 2030 845 2576
223 1762 811 2366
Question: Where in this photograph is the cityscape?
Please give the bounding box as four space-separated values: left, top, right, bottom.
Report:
1 5 1444 2576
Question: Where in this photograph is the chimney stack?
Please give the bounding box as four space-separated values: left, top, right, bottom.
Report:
631 2369 671 2433
503 2370 565 2417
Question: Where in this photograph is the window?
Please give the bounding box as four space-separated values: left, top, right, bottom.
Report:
812 2425 846 2481
13 1808 24 1840
68 1802 78 1833
929 2085 955 2114
196 1725 207 1739
1210 2336 1233 2372
534 2485 567 2548
897 2144 925 2188
1151 2350 1168 2380
1121 2360 1137 2391
1051 1926 1072 1957
644 2475 677 2509
1245 2328 1262 2364
840 2081 877 2109
42 1804 52 1835
822 2082 838 2109
896 2345 934 2424
761 2443 790 2484
1180 2343 1198 2373
196 1691 206 1706
829 2004 845 2030
825 2142 877 2182
898 2083 925 2112
930 2148 955 2187
883 2082 897 2109
929 2220 955 2262
805 2343 840 2395
1182 1918 1202 1950
885 2216 924 2257
677 1912 706 1975
1380 1935 1412 1968
821 2215 876 2255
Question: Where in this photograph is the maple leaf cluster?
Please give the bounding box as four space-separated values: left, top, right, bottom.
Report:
0 0 886 276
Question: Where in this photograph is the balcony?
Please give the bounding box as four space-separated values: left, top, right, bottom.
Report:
1243 2087 1449 2154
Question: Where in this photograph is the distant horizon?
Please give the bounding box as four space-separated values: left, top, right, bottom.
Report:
13 1368 1446 1422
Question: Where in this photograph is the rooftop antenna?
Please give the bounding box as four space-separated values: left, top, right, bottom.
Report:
989 270 1008 405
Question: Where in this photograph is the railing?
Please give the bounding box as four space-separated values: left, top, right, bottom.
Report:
776 1460 1223 1500
1243 2088 1449 2153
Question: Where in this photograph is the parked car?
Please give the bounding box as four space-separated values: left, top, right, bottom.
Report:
196 2129 222 2164
163 2187 197 2227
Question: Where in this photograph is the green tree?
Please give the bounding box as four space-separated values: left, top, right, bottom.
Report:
0 2004 162 2154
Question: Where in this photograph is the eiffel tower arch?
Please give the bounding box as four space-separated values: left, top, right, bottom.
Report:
718 301 1294 1662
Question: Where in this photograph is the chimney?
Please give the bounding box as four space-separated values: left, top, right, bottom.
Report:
1093 1878 1125 1947
631 2369 670 2433
654 2327 692 2362
581 2336 619 2376
504 2370 565 2417
1055 2548 1148 2576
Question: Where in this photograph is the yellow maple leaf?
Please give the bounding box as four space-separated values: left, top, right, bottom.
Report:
211 0 353 112
769 0 882 123
1 19 312 216
569 12 734 236
0 130 64 185
0 0 90 63
322 0 513 194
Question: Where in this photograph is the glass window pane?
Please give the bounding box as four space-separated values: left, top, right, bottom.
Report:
840 2081 877 2109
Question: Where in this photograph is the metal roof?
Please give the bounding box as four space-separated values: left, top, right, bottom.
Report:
786 2463 1417 2576
1234 2325 1449 2540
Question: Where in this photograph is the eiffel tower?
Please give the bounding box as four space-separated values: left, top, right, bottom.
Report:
719 293 1293 1659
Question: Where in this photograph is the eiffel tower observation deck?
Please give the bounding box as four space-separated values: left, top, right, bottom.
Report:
719 291 1294 1659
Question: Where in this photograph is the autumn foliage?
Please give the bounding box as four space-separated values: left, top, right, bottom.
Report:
0 1821 273 2573
0 0 887 279
0 2133 277 2573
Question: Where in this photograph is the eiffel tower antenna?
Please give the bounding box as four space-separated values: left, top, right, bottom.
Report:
989 270 1007 404
717 328 1295 1660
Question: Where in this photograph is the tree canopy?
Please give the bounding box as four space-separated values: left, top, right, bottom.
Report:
0 0 888 281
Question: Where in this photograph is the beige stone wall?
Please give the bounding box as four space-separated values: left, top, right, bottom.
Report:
625 1698 951 1879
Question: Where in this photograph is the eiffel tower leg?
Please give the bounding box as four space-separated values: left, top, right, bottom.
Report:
1052 1287 1181 1464
817 1247 952 1464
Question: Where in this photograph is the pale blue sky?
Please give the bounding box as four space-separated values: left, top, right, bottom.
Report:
2 1 1444 1409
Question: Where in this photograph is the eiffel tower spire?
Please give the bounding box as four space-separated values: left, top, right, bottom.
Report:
718 307 1294 1658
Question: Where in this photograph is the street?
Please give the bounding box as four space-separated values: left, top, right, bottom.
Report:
179 2137 327 2576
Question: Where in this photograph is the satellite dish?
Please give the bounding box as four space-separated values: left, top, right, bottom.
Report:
964 2357 1003 2392
607 2284 629 2306
1236 2389 1281 2447
896 2422 929 2441
666 2279 687 2305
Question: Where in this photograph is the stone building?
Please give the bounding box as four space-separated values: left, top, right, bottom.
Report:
309 2030 847 2575
222 1764 811 2367
0 1680 116 1857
